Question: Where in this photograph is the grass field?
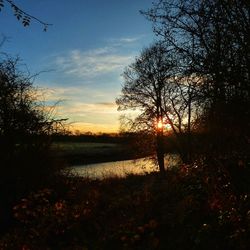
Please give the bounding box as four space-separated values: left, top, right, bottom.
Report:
52 142 134 165
52 142 123 155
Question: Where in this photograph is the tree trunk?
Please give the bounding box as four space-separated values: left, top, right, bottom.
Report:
187 99 192 163
156 130 165 173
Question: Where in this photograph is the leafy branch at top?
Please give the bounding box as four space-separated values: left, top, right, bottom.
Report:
0 0 52 31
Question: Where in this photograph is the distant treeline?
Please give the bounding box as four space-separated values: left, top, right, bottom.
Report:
51 132 136 144
52 131 215 157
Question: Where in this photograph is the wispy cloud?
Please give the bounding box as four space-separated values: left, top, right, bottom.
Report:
107 36 142 45
96 102 116 107
38 84 118 120
54 36 141 79
37 85 115 104
119 37 140 43
59 102 117 116
55 48 134 79
56 49 133 78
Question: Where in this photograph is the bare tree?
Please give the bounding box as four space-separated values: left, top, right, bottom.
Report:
117 42 201 170
117 43 175 172
163 73 202 162
143 0 250 158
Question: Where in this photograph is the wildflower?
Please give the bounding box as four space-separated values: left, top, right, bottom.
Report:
54 201 64 210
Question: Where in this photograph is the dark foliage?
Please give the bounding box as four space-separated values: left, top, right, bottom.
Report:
0 56 66 228
0 163 250 249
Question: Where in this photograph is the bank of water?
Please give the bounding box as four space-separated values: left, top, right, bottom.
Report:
70 154 181 179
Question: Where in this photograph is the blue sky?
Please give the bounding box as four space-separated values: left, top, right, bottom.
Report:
0 0 155 133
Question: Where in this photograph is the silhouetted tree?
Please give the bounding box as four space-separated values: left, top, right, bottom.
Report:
143 0 250 159
165 73 202 162
117 41 202 166
0 0 52 31
117 43 173 172
0 56 66 205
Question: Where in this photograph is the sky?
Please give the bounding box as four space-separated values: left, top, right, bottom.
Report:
0 0 155 133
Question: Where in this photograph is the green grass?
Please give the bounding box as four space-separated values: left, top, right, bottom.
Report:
52 142 123 155
51 142 134 165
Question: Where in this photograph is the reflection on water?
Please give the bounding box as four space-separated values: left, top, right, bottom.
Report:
70 154 180 179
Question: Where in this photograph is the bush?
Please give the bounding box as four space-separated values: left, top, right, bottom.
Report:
0 56 66 227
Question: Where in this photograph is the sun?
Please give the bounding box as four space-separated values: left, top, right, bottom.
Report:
157 120 163 129
156 119 172 131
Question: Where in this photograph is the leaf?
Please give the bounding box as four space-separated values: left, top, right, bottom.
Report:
15 12 22 20
12 5 19 12
0 0 4 11
22 20 30 27
22 16 30 27
23 16 30 22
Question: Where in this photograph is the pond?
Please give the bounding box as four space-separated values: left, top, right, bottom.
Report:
69 154 181 179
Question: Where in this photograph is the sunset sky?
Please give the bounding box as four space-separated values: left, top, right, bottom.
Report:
0 0 155 133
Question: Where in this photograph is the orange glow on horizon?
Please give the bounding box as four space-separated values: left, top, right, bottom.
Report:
69 122 119 134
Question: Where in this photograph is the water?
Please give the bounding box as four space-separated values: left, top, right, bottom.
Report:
69 154 180 179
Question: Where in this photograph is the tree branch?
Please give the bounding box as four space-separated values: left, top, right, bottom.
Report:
4 0 52 31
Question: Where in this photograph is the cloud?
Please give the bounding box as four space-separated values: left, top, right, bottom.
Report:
36 84 118 109
53 35 143 79
37 86 118 122
55 47 134 79
60 102 117 116
109 35 146 43
107 36 142 45
39 36 145 132
96 102 117 107
119 37 140 43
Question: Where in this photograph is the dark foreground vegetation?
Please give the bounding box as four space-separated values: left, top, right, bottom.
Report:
1 161 250 250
